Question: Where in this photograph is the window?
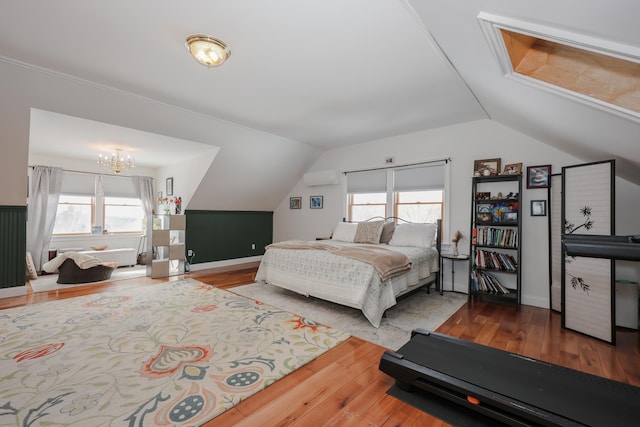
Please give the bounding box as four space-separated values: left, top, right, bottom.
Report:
51 171 144 235
104 197 145 233
395 190 443 223
346 161 449 238
349 193 387 221
479 12 640 120
52 195 93 234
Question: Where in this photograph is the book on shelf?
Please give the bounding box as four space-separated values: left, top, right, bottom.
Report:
471 270 510 294
474 249 517 272
474 226 518 248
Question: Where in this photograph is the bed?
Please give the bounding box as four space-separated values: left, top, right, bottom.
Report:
255 218 441 327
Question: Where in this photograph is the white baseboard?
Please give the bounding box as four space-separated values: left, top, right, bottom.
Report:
189 256 263 272
521 294 549 309
0 285 27 299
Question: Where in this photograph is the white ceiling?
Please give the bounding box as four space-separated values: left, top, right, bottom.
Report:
29 109 215 167
1 0 639 179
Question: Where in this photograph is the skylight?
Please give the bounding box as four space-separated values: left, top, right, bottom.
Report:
478 13 640 120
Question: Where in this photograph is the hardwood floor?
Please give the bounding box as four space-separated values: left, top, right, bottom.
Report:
4 266 639 426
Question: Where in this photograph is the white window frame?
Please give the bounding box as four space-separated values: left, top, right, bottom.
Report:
343 160 451 241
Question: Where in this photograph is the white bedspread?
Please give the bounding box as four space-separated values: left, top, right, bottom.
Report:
255 241 439 327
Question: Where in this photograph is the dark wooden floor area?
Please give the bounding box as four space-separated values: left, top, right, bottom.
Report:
3 265 639 426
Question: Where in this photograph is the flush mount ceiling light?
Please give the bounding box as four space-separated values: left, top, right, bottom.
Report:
185 34 231 68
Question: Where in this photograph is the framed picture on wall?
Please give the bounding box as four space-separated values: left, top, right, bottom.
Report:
166 177 174 196
310 195 323 209
290 197 301 209
531 200 547 216
527 165 551 188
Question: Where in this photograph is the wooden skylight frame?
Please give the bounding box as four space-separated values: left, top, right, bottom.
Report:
478 12 640 121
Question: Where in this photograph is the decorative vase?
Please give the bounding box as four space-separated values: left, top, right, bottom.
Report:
453 244 459 256
164 209 171 215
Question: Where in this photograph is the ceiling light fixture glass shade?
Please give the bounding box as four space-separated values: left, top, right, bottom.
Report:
97 149 136 175
185 35 231 67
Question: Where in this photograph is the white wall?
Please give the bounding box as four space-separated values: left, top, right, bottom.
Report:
0 58 320 211
274 119 640 309
155 149 218 211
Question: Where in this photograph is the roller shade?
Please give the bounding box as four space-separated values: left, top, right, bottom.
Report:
60 171 136 197
393 163 444 191
102 175 137 197
346 170 387 193
60 171 94 195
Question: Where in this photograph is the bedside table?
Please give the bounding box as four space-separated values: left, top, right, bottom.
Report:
440 253 469 293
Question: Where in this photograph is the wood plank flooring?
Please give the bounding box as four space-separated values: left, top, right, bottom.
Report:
3 265 639 426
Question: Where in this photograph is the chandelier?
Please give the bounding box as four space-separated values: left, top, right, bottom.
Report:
97 149 136 174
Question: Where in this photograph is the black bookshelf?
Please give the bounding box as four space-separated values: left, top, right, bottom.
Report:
468 174 522 309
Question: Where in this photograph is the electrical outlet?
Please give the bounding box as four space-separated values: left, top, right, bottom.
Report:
187 249 194 257
251 243 256 250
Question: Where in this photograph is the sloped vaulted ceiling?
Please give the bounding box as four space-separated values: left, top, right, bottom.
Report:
409 0 640 183
1 0 639 206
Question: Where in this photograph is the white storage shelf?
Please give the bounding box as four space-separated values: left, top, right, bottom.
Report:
147 214 186 278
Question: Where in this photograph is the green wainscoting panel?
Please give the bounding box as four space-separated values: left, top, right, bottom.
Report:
185 210 273 263
0 206 27 288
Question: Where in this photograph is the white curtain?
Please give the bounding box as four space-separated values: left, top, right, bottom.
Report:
132 176 155 215
27 166 63 272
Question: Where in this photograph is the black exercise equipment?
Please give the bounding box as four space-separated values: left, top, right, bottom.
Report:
379 329 640 426
562 233 640 261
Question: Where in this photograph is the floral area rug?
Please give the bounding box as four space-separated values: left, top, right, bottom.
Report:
233 283 467 350
0 278 349 426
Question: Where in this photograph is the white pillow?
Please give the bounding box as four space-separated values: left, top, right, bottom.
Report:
388 223 437 247
331 222 358 242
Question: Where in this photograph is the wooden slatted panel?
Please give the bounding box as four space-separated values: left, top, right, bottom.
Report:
0 206 27 288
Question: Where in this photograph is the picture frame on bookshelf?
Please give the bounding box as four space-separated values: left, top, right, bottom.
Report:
476 192 491 200
474 158 501 177
502 212 518 223
531 200 547 216
503 162 522 175
477 203 493 213
477 212 492 223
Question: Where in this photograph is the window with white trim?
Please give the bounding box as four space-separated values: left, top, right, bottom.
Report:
52 171 144 235
346 161 448 237
52 195 93 234
104 197 145 233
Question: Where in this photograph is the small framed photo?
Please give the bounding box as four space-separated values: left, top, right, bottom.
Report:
503 162 522 175
476 192 491 200
476 212 492 223
91 225 103 235
531 200 547 216
310 195 323 209
526 165 551 189
474 158 501 177
166 177 174 196
290 197 302 209
477 203 493 213
502 212 518 223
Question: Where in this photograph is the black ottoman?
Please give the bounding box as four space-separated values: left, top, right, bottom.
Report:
57 258 115 284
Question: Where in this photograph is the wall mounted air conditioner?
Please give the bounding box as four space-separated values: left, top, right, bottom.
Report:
303 169 340 186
